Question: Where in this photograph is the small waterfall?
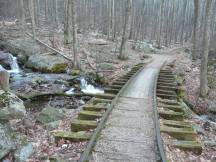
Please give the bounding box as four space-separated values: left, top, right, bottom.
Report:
80 78 104 94
65 78 104 95
8 54 20 74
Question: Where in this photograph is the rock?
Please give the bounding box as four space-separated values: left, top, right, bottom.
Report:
70 69 80 76
132 41 156 53
98 63 115 70
25 54 69 73
0 65 10 91
88 39 108 45
37 106 64 124
44 120 61 131
0 37 41 59
0 123 14 160
0 51 11 69
14 143 33 162
0 90 26 121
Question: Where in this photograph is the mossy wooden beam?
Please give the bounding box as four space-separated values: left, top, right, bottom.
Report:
71 120 97 132
104 88 120 94
93 93 115 100
78 111 103 120
165 140 202 155
157 85 178 91
83 105 108 111
157 93 177 100
158 104 183 112
157 82 177 87
158 109 184 120
157 89 176 95
160 125 196 140
53 131 92 143
160 119 191 128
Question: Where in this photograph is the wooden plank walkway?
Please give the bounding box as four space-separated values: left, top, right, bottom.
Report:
90 55 173 162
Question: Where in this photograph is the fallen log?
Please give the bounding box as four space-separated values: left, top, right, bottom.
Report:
26 32 72 61
0 65 10 91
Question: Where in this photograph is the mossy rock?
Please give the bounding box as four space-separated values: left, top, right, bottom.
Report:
78 111 103 120
166 140 202 155
71 119 97 132
161 125 196 140
71 69 80 76
53 131 92 143
51 64 67 73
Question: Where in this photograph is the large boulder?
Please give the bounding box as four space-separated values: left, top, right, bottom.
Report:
0 123 33 161
0 123 14 160
132 41 156 53
0 90 26 121
36 106 64 124
0 51 11 69
25 54 69 73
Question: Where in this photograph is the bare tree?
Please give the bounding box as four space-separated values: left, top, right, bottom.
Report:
200 0 214 97
119 0 132 60
192 0 200 60
18 0 25 31
157 0 165 48
71 0 80 69
64 0 72 44
29 0 36 39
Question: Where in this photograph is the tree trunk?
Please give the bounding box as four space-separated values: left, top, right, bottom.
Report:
18 0 25 31
192 0 200 60
157 0 165 48
200 0 213 97
29 0 36 39
45 0 48 20
54 0 59 28
64 0 72 44
118 0 132 60
180 0 187 45
71 0 80 69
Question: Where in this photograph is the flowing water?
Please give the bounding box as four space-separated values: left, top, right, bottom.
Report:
66 78 104 95
7 54 20 74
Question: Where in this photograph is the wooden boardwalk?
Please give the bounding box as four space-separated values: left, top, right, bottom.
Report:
90 56 172 162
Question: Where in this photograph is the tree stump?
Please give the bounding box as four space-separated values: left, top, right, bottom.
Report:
0 65 10 91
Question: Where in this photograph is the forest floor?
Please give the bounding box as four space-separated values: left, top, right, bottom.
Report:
0 24 216 161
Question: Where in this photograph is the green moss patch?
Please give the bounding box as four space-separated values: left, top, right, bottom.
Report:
51 64 67 73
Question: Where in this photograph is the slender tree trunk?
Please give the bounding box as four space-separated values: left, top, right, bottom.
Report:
71 0 80 69
200 0 214 97
119 0 132 60
180 0 187 45
157 0 165 48
192 0 200 60
29 0 36 39
64 0 72 44
18 0 25 31
54 0 59 28
45 0 48 20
